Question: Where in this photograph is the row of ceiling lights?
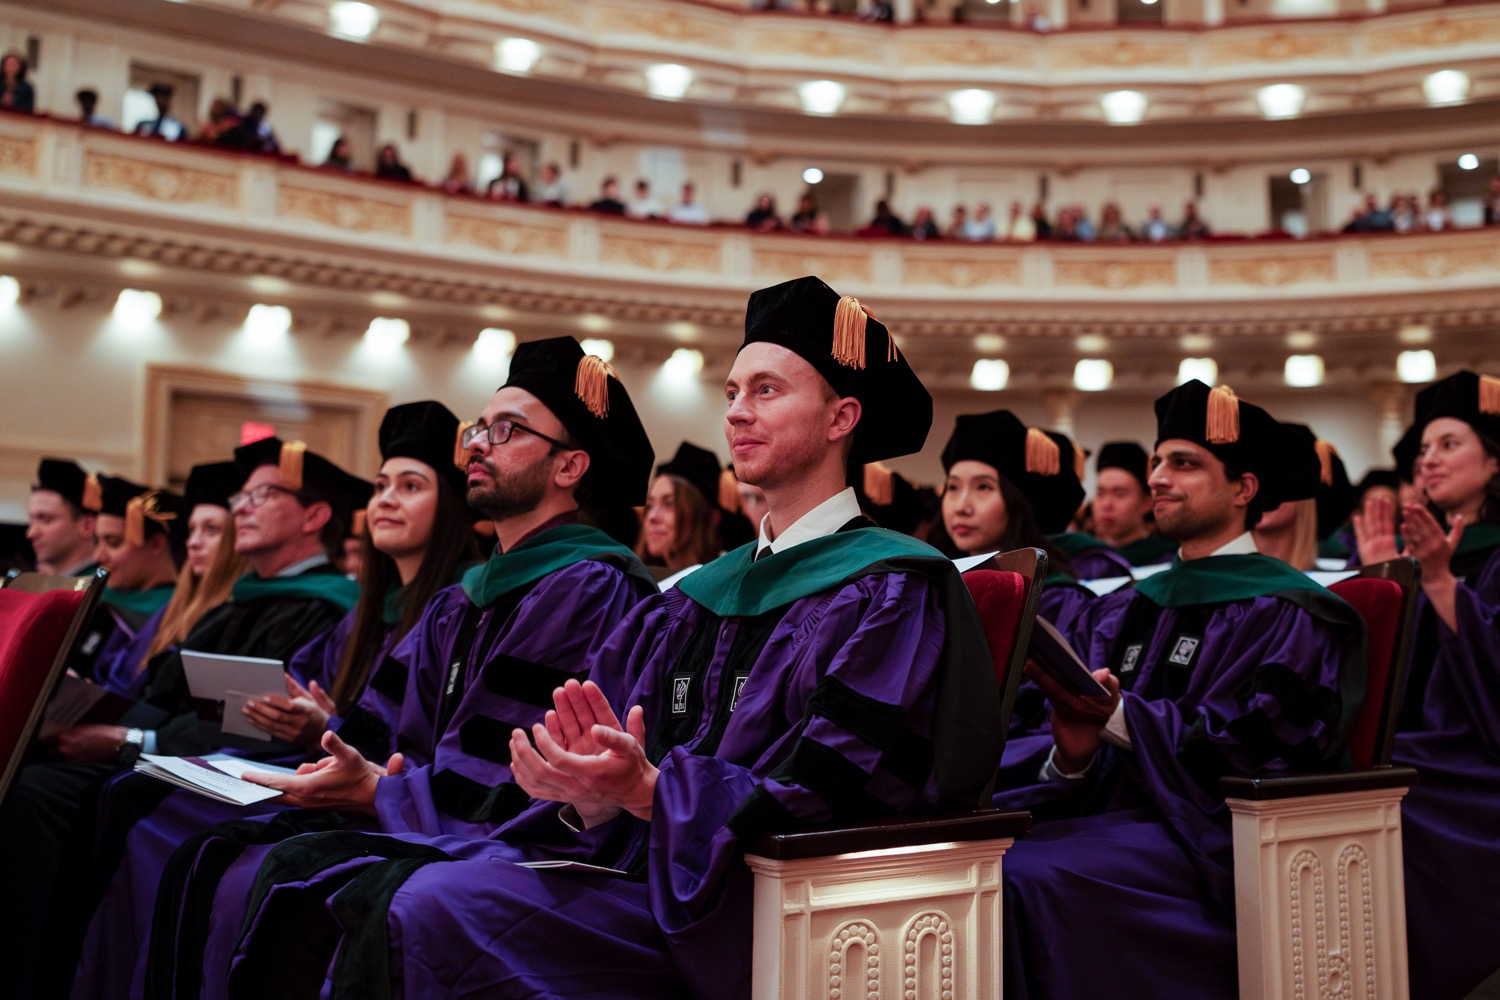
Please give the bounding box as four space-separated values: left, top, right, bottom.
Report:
969 349 1437 392
326 3 1473 125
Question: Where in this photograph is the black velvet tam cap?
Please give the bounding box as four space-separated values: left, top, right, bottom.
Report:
234 437 364 525
941 409 1086 535
34 458 90 510
1282 423 1358 536
184 461 244 511
1276 424 1328 506
1155 380 1311 509
658 442 729 512
380 400 467 492
1355 469 1400 497
96 475 190 546
1419 370 1500 447
1096 441 1150 493
740 275 931 463
501 336 654 507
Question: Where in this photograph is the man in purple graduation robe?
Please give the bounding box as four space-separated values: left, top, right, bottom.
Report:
209 276 1005 1000
146 339 660 999
993 380 1368 1000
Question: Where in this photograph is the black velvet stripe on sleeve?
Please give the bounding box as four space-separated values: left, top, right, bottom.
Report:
458 715 525 765
481 654 585 708
429 767 532 824
804 676 934 790
369 655 409 703
1234 662 1343 730
336 706 393 761
327 857 443 1000
769 737 888 817
726 784 807 840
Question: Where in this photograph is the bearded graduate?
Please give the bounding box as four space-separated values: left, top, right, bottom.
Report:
993 380 1367 1000
208 275 1004 1000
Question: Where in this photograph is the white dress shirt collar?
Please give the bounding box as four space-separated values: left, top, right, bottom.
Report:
1207 532 1258 558
755 487 862 560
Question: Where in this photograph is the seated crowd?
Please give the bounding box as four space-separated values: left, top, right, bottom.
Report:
2 276 1498 999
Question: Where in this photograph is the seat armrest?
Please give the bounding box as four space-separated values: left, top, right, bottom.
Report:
744 809 1032 861
1220 765 1418 801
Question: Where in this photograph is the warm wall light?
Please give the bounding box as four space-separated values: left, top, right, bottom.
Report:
1074 359 1114 391
1286 330 1318 350
0 275 18 309
1100 90 1147 125
948 89 996 125
802 167 824 185
1177 358 1218 385
970 359 1010 391
1284 354 1325 388
245 304 292 339
663 348 705 383
1423 69 1470 106
364 316 410 350
330 1 379 39
1289 167 1311 185
474 327 517 362
799 80 846 115
1179 333 1212 352
1398 324 1433 345
1397 349 1436 384
496 37 541 74
580 337 614 362
645 64 693 100
114 289 162 327
1257 83 1306 119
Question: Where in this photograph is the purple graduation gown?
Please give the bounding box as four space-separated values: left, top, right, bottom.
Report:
1393 544 1500 999
995 579 1365 1000
157 556 656 1000
219 553 1001 1000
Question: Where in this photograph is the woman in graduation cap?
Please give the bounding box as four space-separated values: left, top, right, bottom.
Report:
1357 370 1500 999
635 442 728 574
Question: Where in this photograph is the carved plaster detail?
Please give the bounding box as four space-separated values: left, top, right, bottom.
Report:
0 134 37 176
600 232 719 272
1053 258 1176 290
755 28 866 60
447 213 568 257
1209 30 1345 63
903 255 1021 288
277 185 410 235
83 153 236 206
902 37 1029 68
1366 14 1500 56
828 920 880 1000
597 5 723 45
752 246 871 284
1050 37 1184 70
1209 254 1335 287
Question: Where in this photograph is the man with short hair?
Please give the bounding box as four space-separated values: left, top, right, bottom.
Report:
26 457 98 576
669 181 709 224
212 277 1005 999
1092 440 1176 566
995 380 1368 999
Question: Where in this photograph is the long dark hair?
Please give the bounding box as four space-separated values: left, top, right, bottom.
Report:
935 474 1077 579
329 472 480 713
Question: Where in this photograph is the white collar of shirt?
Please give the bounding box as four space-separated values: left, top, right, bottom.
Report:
275 553 332 578
1207 532 1258 558
755 487 862 560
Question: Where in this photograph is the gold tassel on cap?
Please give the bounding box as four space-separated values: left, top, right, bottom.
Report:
575 355 616 419
125 492 176 548
1314 439 1338 487
831 296 897 370
717 468 741 514
455 421 477 469
280 441 306 491
1481 374 1500 416
351 510 367 538
864 462 895 506
1024 427 1061 477
1205 385 1241 445
82 473 103 513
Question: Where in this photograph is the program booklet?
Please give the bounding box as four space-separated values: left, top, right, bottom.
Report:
180 650 286 742
133 753 295 806
1027 616 1112 698
37 674 167 739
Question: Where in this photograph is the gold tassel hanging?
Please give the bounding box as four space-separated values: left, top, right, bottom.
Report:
1072 441 1086 482
575 355 616 419
717 468 741 513
125 495 147 548
1024 427 1061 476
1314 439 1338 486
1206 385 1241 445
351 509 367 538
864 462 895 506
82 473 103 513
455 421 477 468
1480 374 1500 416
831 296 897 371
280 441 307 490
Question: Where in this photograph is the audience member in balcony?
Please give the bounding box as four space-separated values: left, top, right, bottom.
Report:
375 142 415 183
589 176 627 215
0 51 34 114
322 135 354 171
1003 200 1035 242
910 206 940 240
197 97 241 145
1391 193 1418 234
1097 202 1134 243
1422 189 1450 232
1178 200 1209 240
789 193 829 234
1140 203 1173 243
1343 192 1394 233
225 100 279 155
486 151 529 202
74 88 117 130
745 192 782 231
626 179 663 220
961 201 997 241
135 83 185 141
1030 201 1053 240
947 203 969 238
439 153 473 196
537 161 569 207
862 199 907 237
669 181 709 224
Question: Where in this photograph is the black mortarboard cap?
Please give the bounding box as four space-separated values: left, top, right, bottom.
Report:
740 275 931 463
1154 380 1304 510
1095 441 1150 493
96 475 190 547
1418 370 1500 447
34 458 92 511
380 400 466 492
501 336 654 506
858 463 925 536
1282 424 1358 537
184 461 244 511
657 442 730 512
941 410 1085 534
234 437 364 527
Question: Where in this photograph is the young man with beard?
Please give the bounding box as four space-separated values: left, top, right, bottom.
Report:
26 457 99 576
148 337 660 997
212 276 1005 1000
993 379 1368 1000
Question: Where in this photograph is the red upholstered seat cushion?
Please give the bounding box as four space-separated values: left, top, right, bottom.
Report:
1328 577 1403 769
962 569 1028 689
0 587 85 757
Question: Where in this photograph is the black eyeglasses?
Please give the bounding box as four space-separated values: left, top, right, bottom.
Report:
228 483 300 511
461 419 571 452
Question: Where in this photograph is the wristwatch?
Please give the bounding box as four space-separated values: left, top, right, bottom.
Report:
117 727 145 765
